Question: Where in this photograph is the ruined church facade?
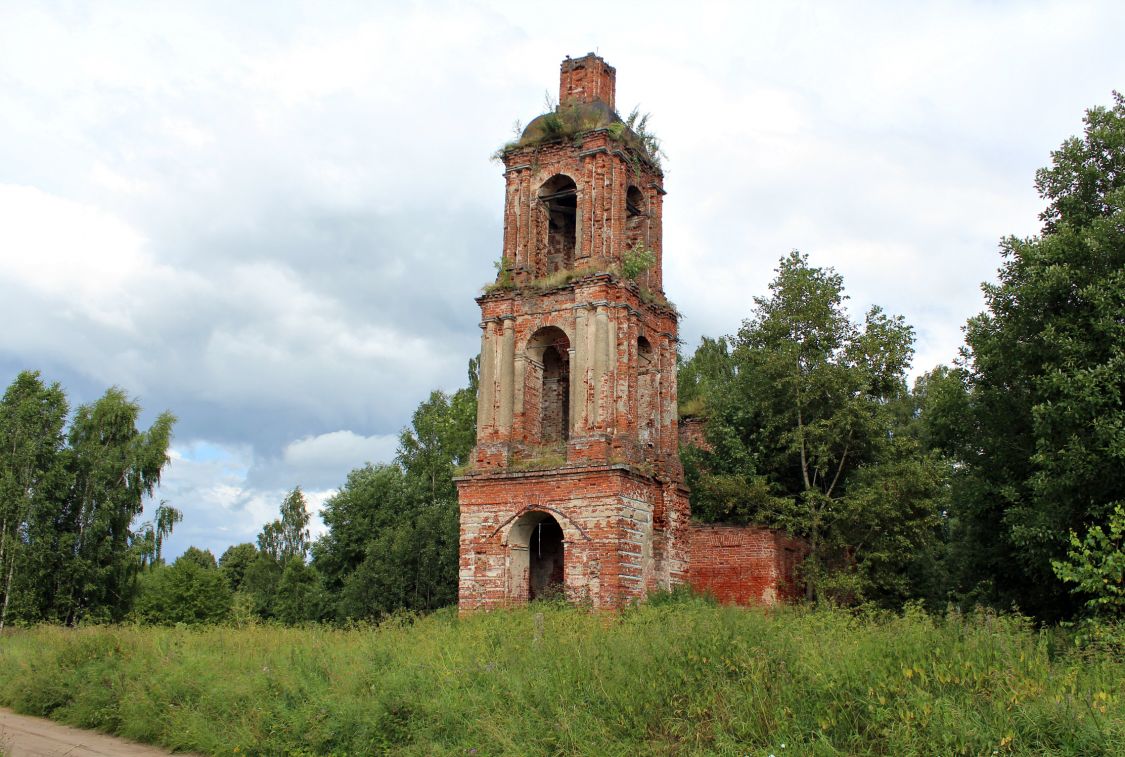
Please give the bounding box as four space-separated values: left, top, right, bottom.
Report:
456 55 802 610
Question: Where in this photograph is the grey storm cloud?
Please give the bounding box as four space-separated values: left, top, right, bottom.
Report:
2 0 1124 560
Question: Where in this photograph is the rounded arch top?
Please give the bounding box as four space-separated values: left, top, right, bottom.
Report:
499 507 589 546
524 324 571 360
538 173 579 198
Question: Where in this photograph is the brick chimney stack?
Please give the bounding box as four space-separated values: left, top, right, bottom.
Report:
559 53 616 111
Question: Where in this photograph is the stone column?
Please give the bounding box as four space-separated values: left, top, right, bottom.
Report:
567 346 576 434
607 307 618 432
594 304 609 427
513 353 526 432
572 306 590 434
477 320 497 431
499 317 515 431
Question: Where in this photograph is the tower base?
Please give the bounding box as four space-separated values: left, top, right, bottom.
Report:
456 464 689 610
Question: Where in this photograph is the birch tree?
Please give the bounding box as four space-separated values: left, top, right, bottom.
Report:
57 388 175 623
0 371 68 629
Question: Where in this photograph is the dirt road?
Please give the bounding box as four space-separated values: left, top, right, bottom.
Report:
0 708 188 756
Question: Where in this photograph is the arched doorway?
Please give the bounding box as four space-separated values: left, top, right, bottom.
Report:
528 517 564 599
508 510 566 602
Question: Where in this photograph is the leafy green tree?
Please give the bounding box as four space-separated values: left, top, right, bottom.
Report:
314 464 416 601
0 371 69 629
897 366 974 607
274 559 329 624
258 487 310 564
54 388 175 624
397 362 478 502
956 93 1125 619
134 501 183 568
0 373 180 625
177 546 218 570
244 488 313 620
218 542 258 592
1052 505 1125 618
677 336 734 417
240 553 282 620
133 549 232 625
682 252 943 604
316 462 461 621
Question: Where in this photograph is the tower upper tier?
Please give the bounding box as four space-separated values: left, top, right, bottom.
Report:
492 53 666 293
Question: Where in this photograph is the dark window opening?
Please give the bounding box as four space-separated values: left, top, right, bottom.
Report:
539 175 577 274
637 335 653 365
626 185 645 217
541 345 570 443
527 326 571 445
637 336 656 450
624 185 649 263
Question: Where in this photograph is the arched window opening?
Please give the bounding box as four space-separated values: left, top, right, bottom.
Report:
538 175 577 275
508 510 566 602
637 335 653 365
526 326 571 445
626 185 645 217
637 336 656 452
624 185 650 261
542 345 570 443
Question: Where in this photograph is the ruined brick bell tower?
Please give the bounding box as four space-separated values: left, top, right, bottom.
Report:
456 54 690 610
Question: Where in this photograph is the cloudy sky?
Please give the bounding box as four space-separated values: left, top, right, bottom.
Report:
2 1 1122 561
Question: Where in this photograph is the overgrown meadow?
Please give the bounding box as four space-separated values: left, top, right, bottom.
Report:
1 600 1122 756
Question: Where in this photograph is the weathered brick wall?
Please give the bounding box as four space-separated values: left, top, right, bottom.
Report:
678 416 709 452
457 466 688 610
474 276 680 477
560 53 616 110
686 524 806 605
500 136 664 291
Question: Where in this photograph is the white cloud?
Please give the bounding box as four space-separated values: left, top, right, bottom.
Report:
284 430 398 470
0 185 147 305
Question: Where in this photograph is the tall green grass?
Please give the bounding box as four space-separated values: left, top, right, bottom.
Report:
0 601 1121 755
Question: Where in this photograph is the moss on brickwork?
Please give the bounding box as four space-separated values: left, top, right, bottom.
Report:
509 444 567 471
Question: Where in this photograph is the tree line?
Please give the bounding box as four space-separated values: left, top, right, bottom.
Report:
0 376 174 628
2 94 1121 628
680 92 1125 622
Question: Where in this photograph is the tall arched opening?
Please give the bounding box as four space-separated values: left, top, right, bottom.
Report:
538 175 577 275
508 510 565 602
624 185 648 247
637 336 656 454
525 326 570 444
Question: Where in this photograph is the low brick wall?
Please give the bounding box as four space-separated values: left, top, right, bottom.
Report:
677 416 709 451
686 523 806 605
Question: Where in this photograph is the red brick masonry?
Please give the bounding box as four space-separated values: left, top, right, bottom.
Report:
687 524 808 605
